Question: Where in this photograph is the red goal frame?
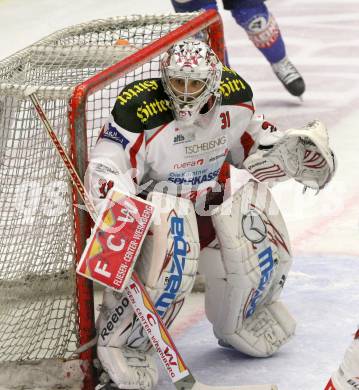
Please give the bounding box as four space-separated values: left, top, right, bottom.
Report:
68 10 225 389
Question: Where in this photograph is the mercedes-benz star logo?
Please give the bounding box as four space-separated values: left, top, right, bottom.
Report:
241 209 267 244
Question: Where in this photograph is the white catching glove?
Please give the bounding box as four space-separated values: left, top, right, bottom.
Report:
244 120 336 192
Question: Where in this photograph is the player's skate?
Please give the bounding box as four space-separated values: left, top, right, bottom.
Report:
271 56 305 97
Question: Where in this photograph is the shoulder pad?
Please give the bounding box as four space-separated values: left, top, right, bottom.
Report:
219 66 253 105
111 78 174 133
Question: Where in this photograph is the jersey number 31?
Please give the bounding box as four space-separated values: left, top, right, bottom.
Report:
220 111 231 130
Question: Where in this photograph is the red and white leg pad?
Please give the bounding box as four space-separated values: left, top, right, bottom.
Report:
96 192 200 389
203 178 295 357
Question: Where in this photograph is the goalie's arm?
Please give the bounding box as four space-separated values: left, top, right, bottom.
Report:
243 119 336 191
85 115 146 211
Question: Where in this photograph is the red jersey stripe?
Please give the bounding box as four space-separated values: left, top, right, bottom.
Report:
236 102 255 112
146 124 168 146
130 132 144 183
240 131 255 159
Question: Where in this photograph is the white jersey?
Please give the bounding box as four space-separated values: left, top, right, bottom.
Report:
85 67 263 210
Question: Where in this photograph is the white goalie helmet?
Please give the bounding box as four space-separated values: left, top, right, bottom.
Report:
161 38 223 125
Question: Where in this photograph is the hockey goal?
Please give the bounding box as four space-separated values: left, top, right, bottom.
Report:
0 10 224 390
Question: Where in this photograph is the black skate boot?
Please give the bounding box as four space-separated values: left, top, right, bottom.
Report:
271 56 305 97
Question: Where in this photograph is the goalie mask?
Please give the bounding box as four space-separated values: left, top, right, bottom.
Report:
161 38 223 125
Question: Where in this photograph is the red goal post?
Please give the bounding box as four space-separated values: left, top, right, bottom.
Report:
71 11 224 388
0 10 224 390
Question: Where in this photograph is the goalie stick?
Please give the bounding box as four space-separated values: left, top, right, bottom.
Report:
28 90 277 390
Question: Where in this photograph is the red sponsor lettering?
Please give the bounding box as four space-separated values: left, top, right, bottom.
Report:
164 347 177 367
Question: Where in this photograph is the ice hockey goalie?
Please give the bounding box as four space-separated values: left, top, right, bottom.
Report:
84 38 336 389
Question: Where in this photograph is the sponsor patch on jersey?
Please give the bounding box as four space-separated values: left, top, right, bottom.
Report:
173 131 194 145
98 179 114 199
209 148 228 163
219 67 249 98
136 98 172 124
218 67 253 104
168 168 220 186
184 135 227 157
117 80 159 106
173 134 185 144
102 123 130 149
173 159 204 170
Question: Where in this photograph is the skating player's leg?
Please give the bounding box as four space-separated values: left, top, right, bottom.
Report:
202 177 296 357
171 0 217 12
96 192 200 389
224 0 305 97
170 0 231 66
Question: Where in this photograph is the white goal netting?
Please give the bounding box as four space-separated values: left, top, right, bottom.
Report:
0 12 212 388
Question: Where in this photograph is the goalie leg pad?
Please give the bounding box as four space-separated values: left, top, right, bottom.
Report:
96 193 200 388
127 192 200 349
205 178 295 357
97 345 158 390
137 191 200 310
222 301 296 357
96 288 158 389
